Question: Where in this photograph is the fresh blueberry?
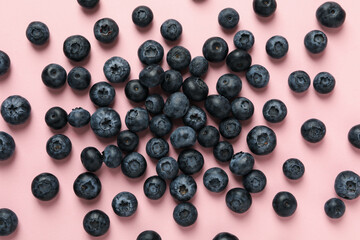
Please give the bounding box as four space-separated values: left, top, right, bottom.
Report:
103 56 131 83
205 94 231 120
229 152 254 176
137 230 162 240
203 167 229 193
121 152 147 178
0 51 10 76
189 56 208 77
288 70 311 93
0 208 18 236
161 70 183 93
246 64 270 88
178 149 204 175
46 134 72 160
143 176 166 200
213 141 233 163
166 46 191 71
226 49 252 72
262 99 287 123
68 107 91 128
243 169 267 193
149 114 172 137
103 145 122 168
202 37 229 62
41 63 67 89
219 118 242 139
44 106 67 130
198 125 220 148
90 107 121 138
139 64 165 88
26 21 49 45
182 76 209 102
112 191 138 217
334 170 360 200
283 158 305 180
231 97 254 121
182 105 207 132
145 94 164 115
117 130 139 152
301 118 326 143
156 157 179 180
160 19 182 41
218 8 239 29
316 2 346 28
313 72 335 94
170 174 197 202
73 172 101 200
138 40 164 65
0 132 15 160
253 0 277 17
216 74 242 100
170 126 196 149
125 107 149 132
304 30 327 54
173 202 198 227
226 188 252 213
93 18 119 44
234 30 255 51
246 125 277 155
83 210 110 237
132 6 153 27
348 124 360 149
77 0 99 9
272 191 297 217
89 81 115 107
67 67 91 90
324 198 345 219
31 172 59 201
213 233 238 240
125 79 149 103
266 35 288 59
81 147 103 172
63 35 90 62
146 137 169 159
163 92 189 119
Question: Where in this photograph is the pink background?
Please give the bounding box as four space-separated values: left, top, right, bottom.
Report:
0 0 359 239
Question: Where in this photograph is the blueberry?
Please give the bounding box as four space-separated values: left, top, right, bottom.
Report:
112 191 138 217
44 106 67 130
189 56 208 77
246 64 270 88
93 18 119 44
73 172 101 200
0 51 10 76
26 21 49 45
213 232 239 240
145 94 164 115
0 208 18 236
41 63 67 89
121 152 147 178
68 107 91 128
253 0 277 17
324 198 345 219
163 92 189 119
216 74 242 100
272 191 297 217
316 2 346 28
246 125 277 155
138 40 164 65
149 114 172 137
170 126 196 149
0 131 15 160
202 37 229 63
67 67 91 90
262 99 287 123
283 158 305 180
229 152 254 176
234 30 255 51
182 76 209 102
243 169 267 193
81 147 103 172
170 174 197 202
301 118 326 143
46 134 72 160
156 157 179 180
313 72 335 94
213 141 234 162
161 70 183 93
117 130 139 152
160 19 182 41
139 64 165 88
173 202 198 227
137 230 162 240
348 124 360 149
125 107 149 132
166 46 191 71
143 176 166 200
178 149 204 175
198 125 220 148
102 145 122 168
218 8 239 29
226 188 252 213
77 0 99 9
31 172 59 201
182 105 207 131
205 94 231 120
203 167 228 193
231 97 254 121
89 81 115 107
219 118 242 139
304 30 327 54
226 49 252 72
288 70 311 93
83 210 109 237
334 170 360 200
63 35 90 62
266 35 288 59
90 107 121 138
146 137 169 159
125 79 149 103
103 56 131 83
132 6 153 27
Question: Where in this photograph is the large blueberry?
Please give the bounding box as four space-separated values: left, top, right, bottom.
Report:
63 35 90 62
182 105 207 132
138 40 164 65
204 95 231 120
112 191 138 217
89 81 116 107
170 126 196 149
243 169 267 193
229 152 254 176
163 92 189 119
31 172 59 201
225 188 252 213
231 97 254 121
46 134 72 160
103 56 131 83
0 131 15 160
121 152 147 178
170 174 197 202
173 202 197 227
203 167 229 193
143 176 166 200
0 208 18 236
93 18 119 44
334 170 360 200
178 148 204 175
246 125 276 155
156 157 179 180
73 172 102 200
83 210 110 237
81 147 103 172
139 64 165 88
1 95 31 125
316 2 346 28
90 107 121 138
301 118 326 143
146 137 169 159
125 107 149 132
272 191 297 217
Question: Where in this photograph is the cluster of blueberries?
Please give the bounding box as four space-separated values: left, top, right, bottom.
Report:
0 0 357 239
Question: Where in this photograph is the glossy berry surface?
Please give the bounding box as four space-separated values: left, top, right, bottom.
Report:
125 107 149 132
313 72 335 94
103 56 131 83
182 105 207 132
262 99 287 123
231 97 254 121
283 158 305 180
189 56 208 77
182 76 209 102
67 67 91 90
117 130 139 152
163 92 189 119
170 174 197 202
213 232 239 240
166 46 191 71
161 70 183 93
219 118 242 139
246 64 270 88
26 21 49 45
233 30 254 51
316 1 346 28
203 167 229 193
272 191 297 217
218 8 239 29
216 74 242 100
246 125 277 155
143 176 166 200
197 125 220 148
139 64 165 88
266 35 288 59
204 95 231 120
77 0 99 9
243 169 267 193
178 148 204 175
31 172 59 201
121 152 147 178
202 37 229 62
41 63 67 89
137 230 162 240
288 70 311 93
173 202 197 227
45 106 67 130
253 0 277 17
90 107 121 138
156 157 179 180
132 5 153 27
229 152 254 176
304 30 327 54
112 191 138 217
324 198 345 219
125 79 149 103
46 134 72 160
93 18 119 44
138 40 164 65
225 188 252 213
102 145 122 168
213 141 234 162
170 126 196 149
160 19 182 41
81 147 103 172
63 35 90 62
146 137 169 159
89 81 115 107
226 49 252 72
145 94 164 115
0 208 18 236
83 210 110 237
68 107 91 128
73 172 101 200
149 114 172 137
301 118 326 143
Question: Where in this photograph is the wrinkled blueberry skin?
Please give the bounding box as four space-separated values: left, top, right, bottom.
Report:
229 152 254 176
93 18 119 44
41 63 67 89
301 118 326 143
202 37 229 63
89 81 115 107
156 157 179 180
205 95 231 120
139 64 165 88
81 147 103 172
67 67 91 90
189 56 208 77
334 170 360 200
161 70 183 93
203 167 229 193
46 134 72 160
272 191 297 217
182 105 207 132
26 21 49 45
0 51 10 76
246 64 270 88
173 202 198 227
226 49 252 72
213 232 239 240
68 107 91 128
234 30 254 51
178 148 204 175
266 35 288 59
31 172 59 201
150 114 172 137
117 130 139 152
103 56 131 83
170 174 197 202
166 46 191 71
73 172 102 200
103 145 122 168
121 152 147 178
288 70 311 93
226 188 252 213
132 6 153 27
146 137 169 159
161 19 182 41
283 158 305 180
83 210 110 237
313 72 335 94
216 74 242 100
145 94 164 115
125 107 149 132
253 0 277 17
138 40 164 65
90 107 121 138
137 230 162 240
213 141 233 163
246 125 277 155
77 0 99 9
0 208 18 236
0 131 15 160
125 80 149 103
163 92 189 119
304 30 327 54
324 198 345 219
348 124 360 149
231 97 254 121
316 2 346 28
143 175 167 200
170 126 196 149
262 99 287 123
198 125 220 148
219 118 242 139
218 8 239 29
182 76 209 102
243 169 267 193
63 35 90 62
112 191 138 217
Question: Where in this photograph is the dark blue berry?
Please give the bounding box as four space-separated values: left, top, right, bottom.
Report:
161 70 183 93
182 76 209 102
146 137 169 159
283 158 305 180
304 30 327 54
145 94 164 115
253 0 277 17
189 56 208 77
73 172 101 200
348 124 360 149
81 147 103 172
334 170 360 200
0 208 18 236
213 141 233 162
139 64 165 88
178 148 204 175
234 30 254 51
137 230 162 240
83 210 110 237
173 202 197 227
243 169 267 193
163 92 189 119
160 19 182 41
156 157 179 180
138 40 164 65
112 191 138 217
182 105 207 131
216 74 242 100
103 145 122 168
117 130 139 152
246 64 269 88
46 134 72 160
121 152 147 178
89 81 115 107
63 35 90 62
90 107 121 138
0 51 10 76
324 198 345 219
246 125 277 155
0 131 15 160
229 152 254 176
266 35 288 59
125 107 149 132
125 80 149 103
31 172 59 201
262 99 287 123
198 125 220 148
313 72 335 94
26 21 49 45
219 118 241 139
143 176 166 200
218 8 239 29
77 0 99 9
67 67 91 90
103 56 131 83
170 126 196 149
203 167 228 193
205 95 231 120
226 188 252 213
301 118 326 143
93 18 119 44
68 107 91 128
272 191 297 217
202 37 229 62
226 49 252 72
213 233 238 240
45 106 67 130
132 6 153 27
41 63 67 89
231 97 254 121
316 2 346 28
170 174 197 202
149 114 172 137
288 70 311 93
166 46 191 71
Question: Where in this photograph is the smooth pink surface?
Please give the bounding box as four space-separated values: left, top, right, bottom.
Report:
0 0 359 239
